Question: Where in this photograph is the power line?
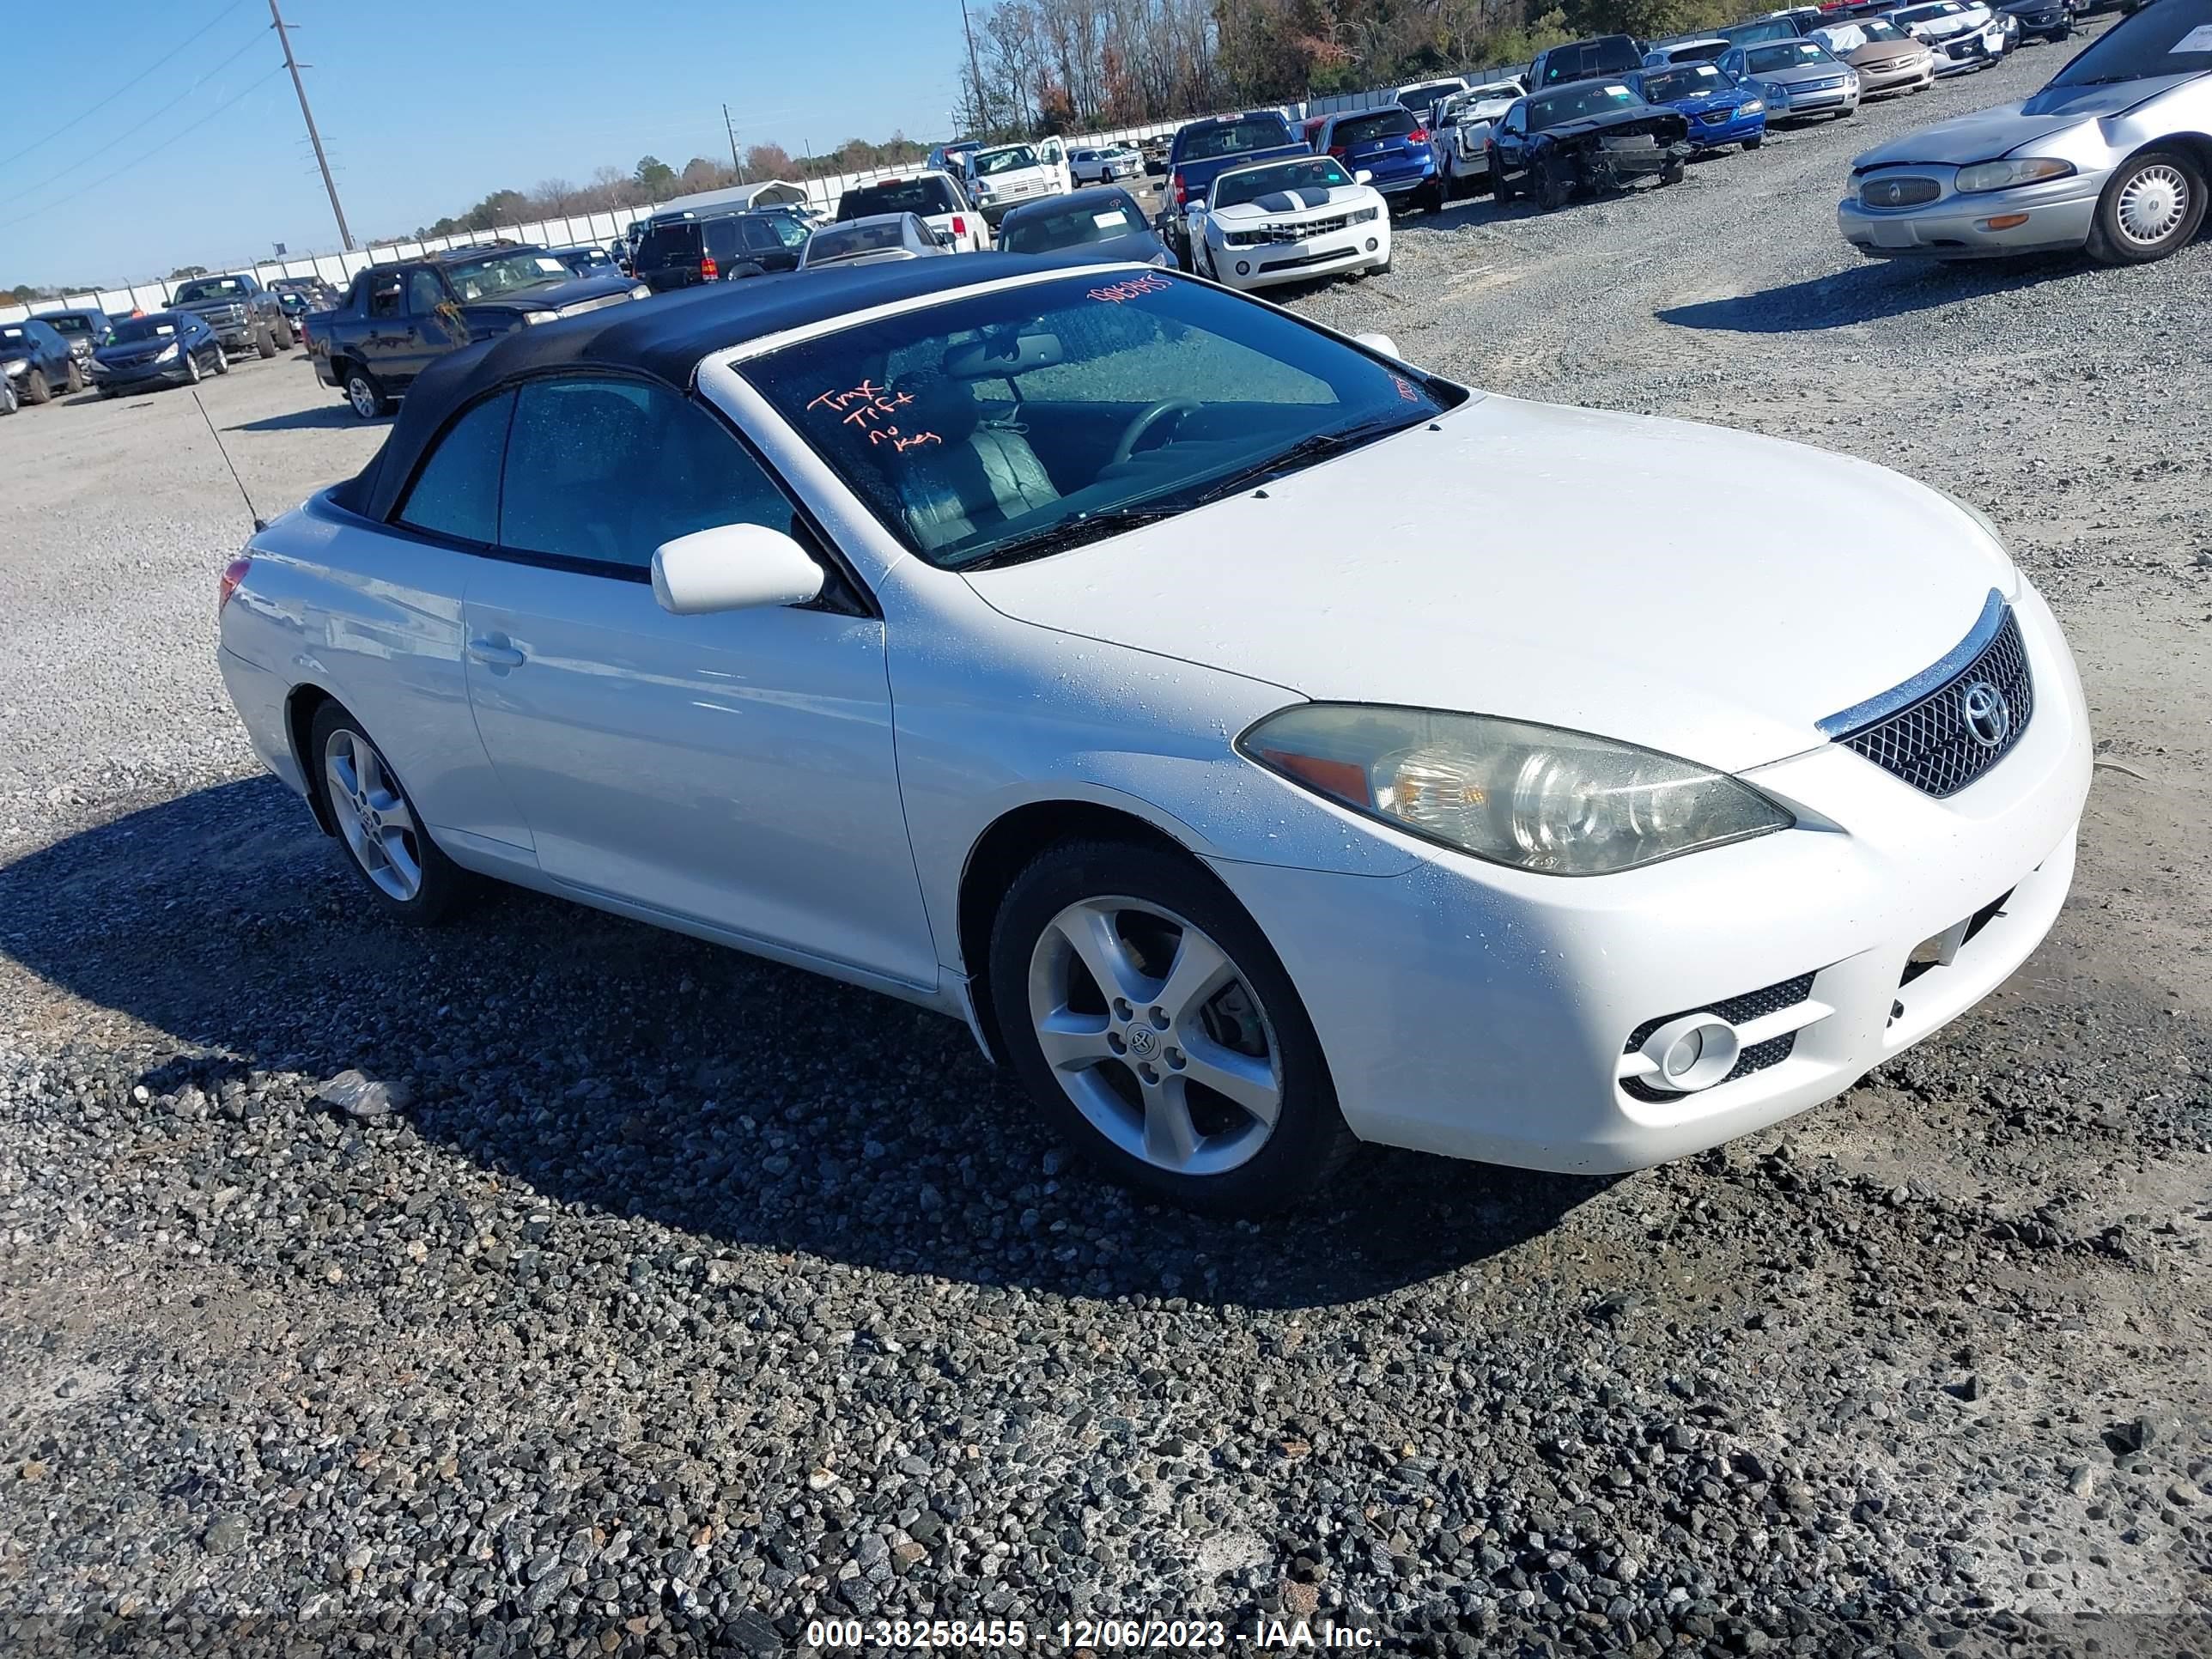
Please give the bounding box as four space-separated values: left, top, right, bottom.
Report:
7 29 272 207
0 0 256 171
4 66 287 233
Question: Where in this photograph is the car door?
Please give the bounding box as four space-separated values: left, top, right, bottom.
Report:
359 272 414 380
1494 103 1528 182
459 373 938 988
398 269 469 387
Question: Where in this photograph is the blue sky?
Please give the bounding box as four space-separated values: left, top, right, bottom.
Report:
1 0 976 288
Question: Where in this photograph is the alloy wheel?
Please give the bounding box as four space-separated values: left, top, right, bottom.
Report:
1024 896 1283 1177
2116 162 2189 247
348 375 380 418
325 730 424 902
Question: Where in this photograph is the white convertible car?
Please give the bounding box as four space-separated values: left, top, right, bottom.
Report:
1189 155 1393 290
216 257 2089 1214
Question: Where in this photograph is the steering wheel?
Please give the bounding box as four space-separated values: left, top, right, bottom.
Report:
1110 398 1202 466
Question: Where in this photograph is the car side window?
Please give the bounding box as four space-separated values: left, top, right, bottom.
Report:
396 391 515 545
406 270 447 315
500 377 798 571
703 218 744 265
367 276 404 319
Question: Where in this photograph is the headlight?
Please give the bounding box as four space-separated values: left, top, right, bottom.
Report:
1741 99 1765 113
157 343 180 362
1350 205 1381 223
522 309 561 325
1954 155 2075 192
1237 705 1794 877
0 357 25 377
629 283 651 300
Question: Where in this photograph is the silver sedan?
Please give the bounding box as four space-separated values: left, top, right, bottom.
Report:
1839 0 2212 263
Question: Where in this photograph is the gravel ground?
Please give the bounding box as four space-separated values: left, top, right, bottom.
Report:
3 33 2209 1656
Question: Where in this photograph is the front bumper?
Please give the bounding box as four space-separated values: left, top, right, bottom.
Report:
1209 222 1392 289
93 362 195 390
1770 82 1860 117
1839 166 2105 257
1682 109 1766 147
1858 57 1936 94
1208 580 2091 1173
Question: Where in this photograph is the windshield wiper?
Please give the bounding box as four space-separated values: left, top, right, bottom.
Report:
956 504 1189 570
1182 416 1420 507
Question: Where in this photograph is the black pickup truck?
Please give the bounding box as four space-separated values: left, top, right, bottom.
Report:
170 273 295 358
308 246 645 418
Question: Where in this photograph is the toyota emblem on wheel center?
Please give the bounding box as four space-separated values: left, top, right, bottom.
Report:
1961 679 2010 747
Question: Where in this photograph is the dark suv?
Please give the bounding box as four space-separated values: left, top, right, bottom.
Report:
1528 35 1648 88
632 208 810 293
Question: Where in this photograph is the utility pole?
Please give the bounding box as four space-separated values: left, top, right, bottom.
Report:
268 0 352 251
957 0 986 133
723 103 747 183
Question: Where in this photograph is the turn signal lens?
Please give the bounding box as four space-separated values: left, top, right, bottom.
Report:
218 556 250 616
1239 705 1795 877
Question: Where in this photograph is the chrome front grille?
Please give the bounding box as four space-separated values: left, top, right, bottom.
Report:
1860 174 1941 209
1822 596 2034 798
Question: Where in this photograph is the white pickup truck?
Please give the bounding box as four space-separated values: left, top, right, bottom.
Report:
962 143 1066 226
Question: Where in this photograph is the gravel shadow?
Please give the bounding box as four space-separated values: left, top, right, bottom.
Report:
228 404 386 433
0 777 1613 1309
1656 253 2096 332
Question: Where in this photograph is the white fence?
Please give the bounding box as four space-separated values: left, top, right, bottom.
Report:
3 69 1530 327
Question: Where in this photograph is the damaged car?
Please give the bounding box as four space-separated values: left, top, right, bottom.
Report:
1488 81 1694 208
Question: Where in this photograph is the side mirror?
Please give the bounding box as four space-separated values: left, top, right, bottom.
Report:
1354 167 1375 185
1353 331 1402 359
652 522 824 616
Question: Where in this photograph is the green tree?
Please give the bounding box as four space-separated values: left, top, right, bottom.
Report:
168 264 209 281
635 155 677 192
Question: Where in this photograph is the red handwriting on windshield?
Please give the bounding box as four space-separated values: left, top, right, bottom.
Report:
1391 374 1419 403
869 427 942 452
1087 271 1173 304
807 380 940 455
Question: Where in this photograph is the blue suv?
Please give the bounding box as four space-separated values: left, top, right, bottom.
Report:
1314 105 1444 213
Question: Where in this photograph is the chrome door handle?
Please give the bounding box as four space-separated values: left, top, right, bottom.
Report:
467 637 526 668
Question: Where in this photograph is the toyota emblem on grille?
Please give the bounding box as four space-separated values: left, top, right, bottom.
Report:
1960 679 2010 747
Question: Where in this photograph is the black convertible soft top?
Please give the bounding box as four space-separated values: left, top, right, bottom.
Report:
337 252 1092 524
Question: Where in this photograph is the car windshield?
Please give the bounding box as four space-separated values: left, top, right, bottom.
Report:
0 327 31 349
561 248 610 266
1540 39 1644 82
1398 82 1462 108
173 277 246 301
1331 108 1418 145
444 252 568 299
1666 40 1727 59
1644 64 1727 98
1892 3 1961 20
1529 83 1644 125
1860 21 1913 41
974 145 1037 176
1176 116 1293 161
44 314 94 337
1000 197 1148 252
805 219 913 264
2050 0 2212 82
108 318 178 343
1212 157 1353 206
1747 40 1832 69
742 271 1456 571
842 177 959 217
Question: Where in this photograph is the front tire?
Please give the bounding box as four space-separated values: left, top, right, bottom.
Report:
254 325 278 360
2087 149 2205 264
988 840 1354 1216
64 359 85 393
274 316 296 349
185 349 202 386
213 346 231 375
22 368 52 404
1744 134 1764 150
310 703 471 925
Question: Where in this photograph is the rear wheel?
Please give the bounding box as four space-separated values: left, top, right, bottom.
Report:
343 365 391 418
988 840 1354 1215
311 703 471 924
2088 149 2205 264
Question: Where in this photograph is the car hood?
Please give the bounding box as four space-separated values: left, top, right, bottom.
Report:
1849 74 2191 166
1899 9 1987 36
963 396 2017 775
1756 59 1851 86
1212 183 1372 220
1841 40 1928 65
466 271 635 310
1653 83 1751 111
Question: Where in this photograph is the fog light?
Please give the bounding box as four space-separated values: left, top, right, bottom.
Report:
1636 1014 1742 1095
1365 237 1378 251
1235 260 1250 276
1982 212 2030 230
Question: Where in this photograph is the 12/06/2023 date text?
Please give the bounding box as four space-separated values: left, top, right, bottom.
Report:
805 1617 1378 1650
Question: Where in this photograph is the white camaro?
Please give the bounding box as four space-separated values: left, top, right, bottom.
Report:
1189 155 1394 290
216 258 2089 1214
